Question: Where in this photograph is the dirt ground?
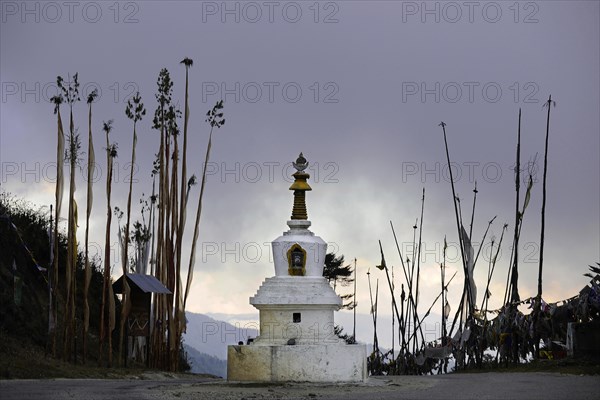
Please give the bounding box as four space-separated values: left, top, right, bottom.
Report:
1 372 599 400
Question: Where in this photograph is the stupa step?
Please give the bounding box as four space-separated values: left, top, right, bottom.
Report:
250 277 342 307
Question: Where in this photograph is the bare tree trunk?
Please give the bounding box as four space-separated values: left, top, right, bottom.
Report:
63 106 77 362
535 96 554 358
83 100 95 364
152 111 166 368
170 131 180 371
439 122 470 368
510 110 522 305
51 106 65 357
120 113 140 365
353 258 357 341
99 121 114 367
175 63 192 369
414 188 426 351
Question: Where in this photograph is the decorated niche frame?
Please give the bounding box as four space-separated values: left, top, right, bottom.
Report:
287 243 307 276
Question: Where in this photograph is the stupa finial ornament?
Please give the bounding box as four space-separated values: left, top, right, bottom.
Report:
292 152 308 172
289 152 312 220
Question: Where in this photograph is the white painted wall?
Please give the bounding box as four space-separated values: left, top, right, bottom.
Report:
255 307 339 345
228 343 368 382
272 220 327 277
250 276 342 345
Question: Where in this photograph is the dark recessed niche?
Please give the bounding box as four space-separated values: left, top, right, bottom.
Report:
293 313 301 323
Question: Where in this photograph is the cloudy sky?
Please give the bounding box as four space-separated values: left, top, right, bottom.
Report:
1 1 598 348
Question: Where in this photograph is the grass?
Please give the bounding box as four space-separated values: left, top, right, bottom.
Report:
455 357 600 376
0 331 214 380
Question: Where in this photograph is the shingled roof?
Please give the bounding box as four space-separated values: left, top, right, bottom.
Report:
113 273 171 294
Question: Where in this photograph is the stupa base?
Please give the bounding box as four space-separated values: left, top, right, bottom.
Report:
227 343 367 382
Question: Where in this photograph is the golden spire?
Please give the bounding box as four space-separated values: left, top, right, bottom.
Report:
289 153 311 220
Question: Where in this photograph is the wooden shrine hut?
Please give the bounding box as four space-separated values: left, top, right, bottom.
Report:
113 273 171 365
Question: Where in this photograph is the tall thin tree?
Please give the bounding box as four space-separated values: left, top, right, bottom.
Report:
535 95 555 356
353 257 357 341
439 121 471 368
119 92 146 364
185 100 225 311
509 109 523 307
99 120 116 367
366 269 380 373
82 89 98 363
175 58 193 345
151 69 172 368
49 89 65 357
376 241 404 356
414 188 426 352
481 224 508 313
59 74 80 362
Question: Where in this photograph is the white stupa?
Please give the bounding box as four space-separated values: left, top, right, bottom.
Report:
227 153 367 382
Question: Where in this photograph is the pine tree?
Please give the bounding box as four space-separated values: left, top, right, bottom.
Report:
323 253 355 309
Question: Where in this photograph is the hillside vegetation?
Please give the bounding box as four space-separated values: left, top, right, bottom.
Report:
0 192 122 375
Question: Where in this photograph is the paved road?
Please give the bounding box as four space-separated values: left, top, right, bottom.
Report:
0 378 209 400
1 373 599 400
